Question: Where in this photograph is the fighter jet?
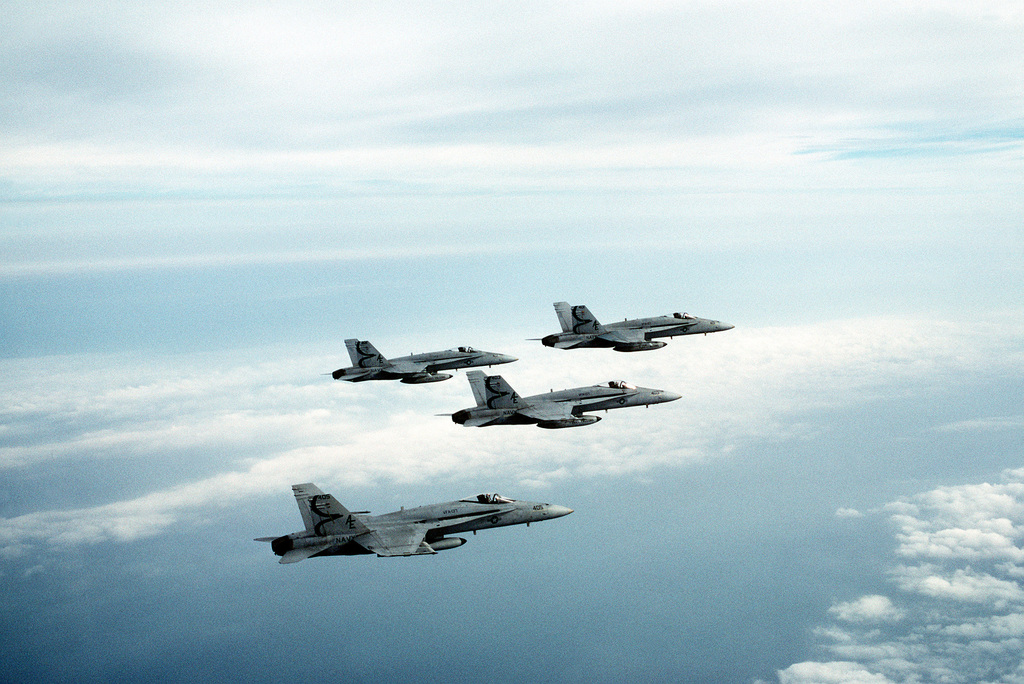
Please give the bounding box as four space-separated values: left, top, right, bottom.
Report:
450 370 680 428
331 339 517 384
256 483 573 562
539 301 733 352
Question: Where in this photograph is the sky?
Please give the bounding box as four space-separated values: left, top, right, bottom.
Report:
1 1 1023 682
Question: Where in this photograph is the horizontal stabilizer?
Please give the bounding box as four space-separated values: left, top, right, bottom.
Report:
462 415 499 427
332 367 377 381
279 544 332 564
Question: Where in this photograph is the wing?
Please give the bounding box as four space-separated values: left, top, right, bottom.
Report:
596 329 645 345
520 401 574 422
360 524 436 557
386 360 430 375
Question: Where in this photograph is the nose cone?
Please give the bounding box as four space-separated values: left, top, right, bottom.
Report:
714 321 734 332
657 390 681 403
545 505 574 519
498 354 518 364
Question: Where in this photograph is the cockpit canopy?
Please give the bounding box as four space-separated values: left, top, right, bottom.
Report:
465 493 515 504
457 346 477 353
607 380 637 390
673 312 696 319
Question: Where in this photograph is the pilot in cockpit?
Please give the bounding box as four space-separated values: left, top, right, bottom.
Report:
476 493 513 504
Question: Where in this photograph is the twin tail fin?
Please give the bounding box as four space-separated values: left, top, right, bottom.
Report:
292 483 370 537
466 370 523 409
553 302 602 334
344 339 387 369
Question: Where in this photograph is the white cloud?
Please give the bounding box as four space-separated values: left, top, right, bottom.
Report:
892 565 1024 608
940 613 1024 640
782 468 1024 682
778 661 894 684
0 243 522 279
889 478 1024 563
895 525 1024 563
2 0 1021 208
933 416 1024 433
1 314 1021 559
829 595 903 623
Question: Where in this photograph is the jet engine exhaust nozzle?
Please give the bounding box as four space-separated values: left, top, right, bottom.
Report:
271 535 294 556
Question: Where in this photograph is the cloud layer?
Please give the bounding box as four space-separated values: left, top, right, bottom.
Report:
2 313 1020 560
3 1 1021 205
782 467 1024 683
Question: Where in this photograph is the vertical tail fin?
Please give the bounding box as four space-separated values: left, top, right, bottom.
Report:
553 302 574 333
554 302 602 334
292 483 370 537
345 339 387 368
466 370 489 407
466 370 523 409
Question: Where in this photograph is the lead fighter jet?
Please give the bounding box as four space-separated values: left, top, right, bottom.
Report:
450 370 680 428
256 483 573 562
331 339 517 384
539 301 733 352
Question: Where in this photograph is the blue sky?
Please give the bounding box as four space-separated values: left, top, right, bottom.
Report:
2 2 1023 682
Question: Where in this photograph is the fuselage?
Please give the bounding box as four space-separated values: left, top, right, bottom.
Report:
400 349 518 372
543 313 733 351
283 496 572 557
451 381 681 427
370 496 572 533
605 314 733 338
524 383 679 412
334 348 517 382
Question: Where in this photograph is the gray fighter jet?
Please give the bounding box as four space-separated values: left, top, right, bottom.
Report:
451 370 680 428
256 483 573 562
331 339 517 383
539 301 733 352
